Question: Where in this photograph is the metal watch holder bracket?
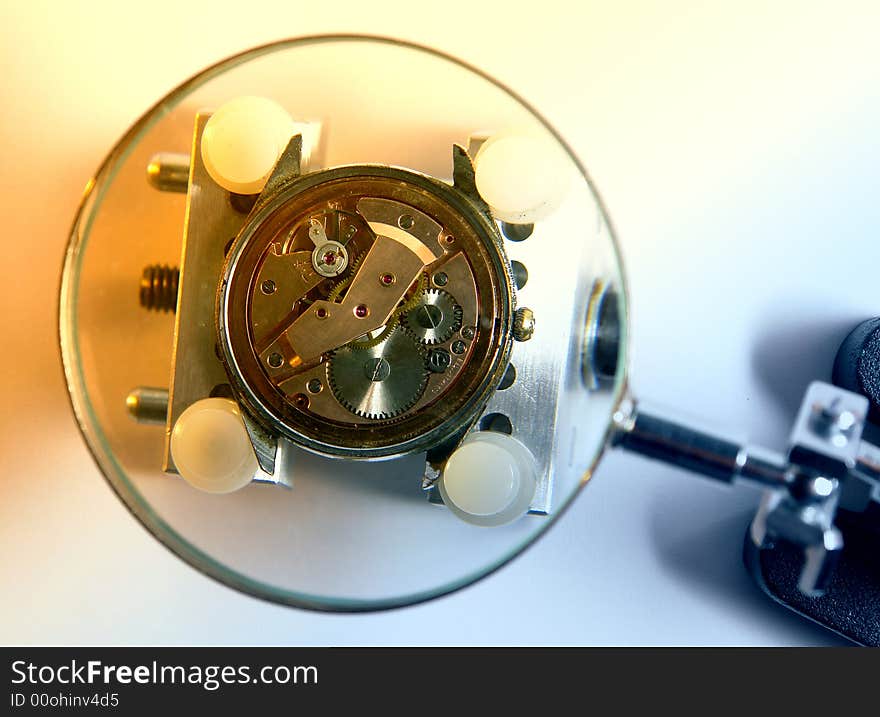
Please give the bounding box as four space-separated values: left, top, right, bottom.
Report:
135 118 579 516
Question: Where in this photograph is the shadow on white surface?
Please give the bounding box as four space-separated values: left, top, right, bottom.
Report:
752 310 862 425
648 485 848 645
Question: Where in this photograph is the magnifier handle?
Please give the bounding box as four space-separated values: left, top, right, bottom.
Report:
610 398 787 489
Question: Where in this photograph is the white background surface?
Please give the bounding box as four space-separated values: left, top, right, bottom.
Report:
3 0 877 645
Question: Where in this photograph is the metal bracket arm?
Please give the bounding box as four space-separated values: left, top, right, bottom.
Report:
610 382 875 596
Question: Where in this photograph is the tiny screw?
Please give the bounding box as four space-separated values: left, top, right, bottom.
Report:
433 272 448 287
306 378 323 394
398 214 415 230
261 279 276 295
451 340 467 355
810 398 858 447
461 326 475 340
268 352 283 368
427 348 452 373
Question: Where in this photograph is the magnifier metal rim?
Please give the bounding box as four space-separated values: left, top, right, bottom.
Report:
58 34 631 613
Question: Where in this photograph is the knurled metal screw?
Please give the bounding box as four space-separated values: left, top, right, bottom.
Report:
513 307 535 342
501 222 534 242
139 264 179 312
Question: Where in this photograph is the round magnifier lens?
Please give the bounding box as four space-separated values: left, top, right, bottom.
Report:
59 36 628 611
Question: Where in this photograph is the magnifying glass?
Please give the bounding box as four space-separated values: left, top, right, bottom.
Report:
59 36 879 624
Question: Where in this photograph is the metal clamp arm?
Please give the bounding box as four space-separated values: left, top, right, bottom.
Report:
610 383 875 596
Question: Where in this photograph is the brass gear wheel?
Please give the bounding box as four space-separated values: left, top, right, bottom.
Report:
402 289 463 345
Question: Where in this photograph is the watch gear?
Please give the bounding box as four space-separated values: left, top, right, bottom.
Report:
347 323 398 351
223 164 510 458
327 328 428 419
402 288 463 345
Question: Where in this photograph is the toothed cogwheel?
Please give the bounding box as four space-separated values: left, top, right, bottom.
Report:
327 328 428 419
402 289 463 345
